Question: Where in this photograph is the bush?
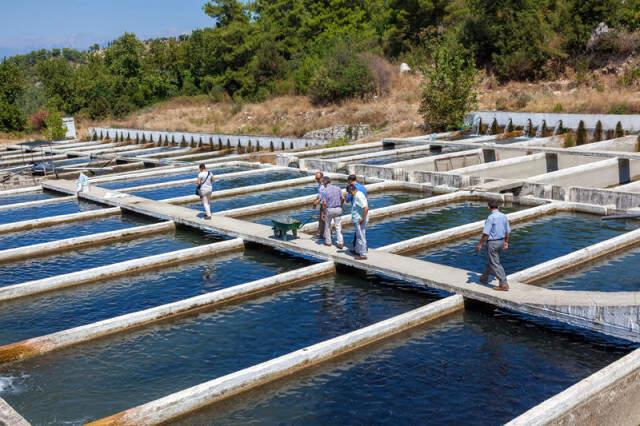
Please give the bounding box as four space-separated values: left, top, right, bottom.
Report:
552 103 564 113
28 109 48 131
308 45 376 105
514 92 532 109
419 38 477 131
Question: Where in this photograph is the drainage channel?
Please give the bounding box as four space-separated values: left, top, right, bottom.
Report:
413 212 639 275
127 170 306 200
0 272 439 424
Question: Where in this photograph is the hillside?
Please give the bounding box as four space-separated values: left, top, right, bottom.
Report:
78 68 640 142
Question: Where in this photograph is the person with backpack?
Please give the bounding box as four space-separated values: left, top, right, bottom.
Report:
195 163 215 219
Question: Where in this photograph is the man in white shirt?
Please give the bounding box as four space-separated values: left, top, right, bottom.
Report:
196 163 215 219
347 184 368 260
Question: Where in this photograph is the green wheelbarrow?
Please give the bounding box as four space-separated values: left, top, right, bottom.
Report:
271 213 316 240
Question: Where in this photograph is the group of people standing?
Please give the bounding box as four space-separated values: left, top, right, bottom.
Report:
313 172 369 260
196 164 511 290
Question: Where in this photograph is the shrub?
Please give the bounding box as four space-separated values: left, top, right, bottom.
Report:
44 109 66 141
419 38 477 131
308 45 376 105
514 92 532 109
28 109 48 131
552 103 564 113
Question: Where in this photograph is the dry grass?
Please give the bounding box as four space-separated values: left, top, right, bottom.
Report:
478 73 640 114
80 72 425 141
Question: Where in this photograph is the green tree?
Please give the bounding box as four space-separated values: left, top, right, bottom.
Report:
0 61 25 131
44 109 66 141
419 38 477 131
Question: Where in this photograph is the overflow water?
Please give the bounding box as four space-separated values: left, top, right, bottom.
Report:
0 273 438 424
414 213 638 274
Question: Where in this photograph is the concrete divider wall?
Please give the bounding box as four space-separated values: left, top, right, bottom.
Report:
0 397 30 426
0 239 244 302
88 296 464 426
0 262 335 364
508 348 640 426
90 128 326 151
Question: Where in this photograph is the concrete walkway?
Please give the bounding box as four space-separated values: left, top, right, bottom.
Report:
42 178 640 341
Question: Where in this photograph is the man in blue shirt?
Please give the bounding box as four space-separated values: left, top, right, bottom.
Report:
475 200 511 291
345 174 367 204
345 175 367 249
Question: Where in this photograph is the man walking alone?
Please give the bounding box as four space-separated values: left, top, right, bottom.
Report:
476 200 511 291
320 176 344 248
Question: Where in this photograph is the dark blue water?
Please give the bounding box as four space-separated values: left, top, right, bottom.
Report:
539 244 640 291
0 214 157 251
0 192 55 207
0 273 438 425
250 191 427 226
184 307 628 426
187 184 319 213
318 148 384 159
0 200 103 225
366 202 525 249
129 170 307 200
50 157 90 168
0 247 311 345
414 213 638 275
0 229 211 288
99 166 248 190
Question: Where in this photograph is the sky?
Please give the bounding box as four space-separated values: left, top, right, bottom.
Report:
0 0 213 58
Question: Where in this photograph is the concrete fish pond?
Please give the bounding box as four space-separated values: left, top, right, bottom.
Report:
2 130 640 425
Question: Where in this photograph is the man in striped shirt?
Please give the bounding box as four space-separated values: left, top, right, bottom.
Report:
320 176 344 248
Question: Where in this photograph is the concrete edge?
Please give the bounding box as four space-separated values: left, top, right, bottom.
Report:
0 195 77 212
507 348 640 426
0 207 121 235
87 295 464 426
510 227 640 284
0 262 335 364
119 167 287 192
380 203 558 253
0 239 244 303
162 175 317 205
0 186 42 196
0 221 175 265
0 397 30 426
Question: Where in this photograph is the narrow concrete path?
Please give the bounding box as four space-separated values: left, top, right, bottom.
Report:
41 179 640 341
